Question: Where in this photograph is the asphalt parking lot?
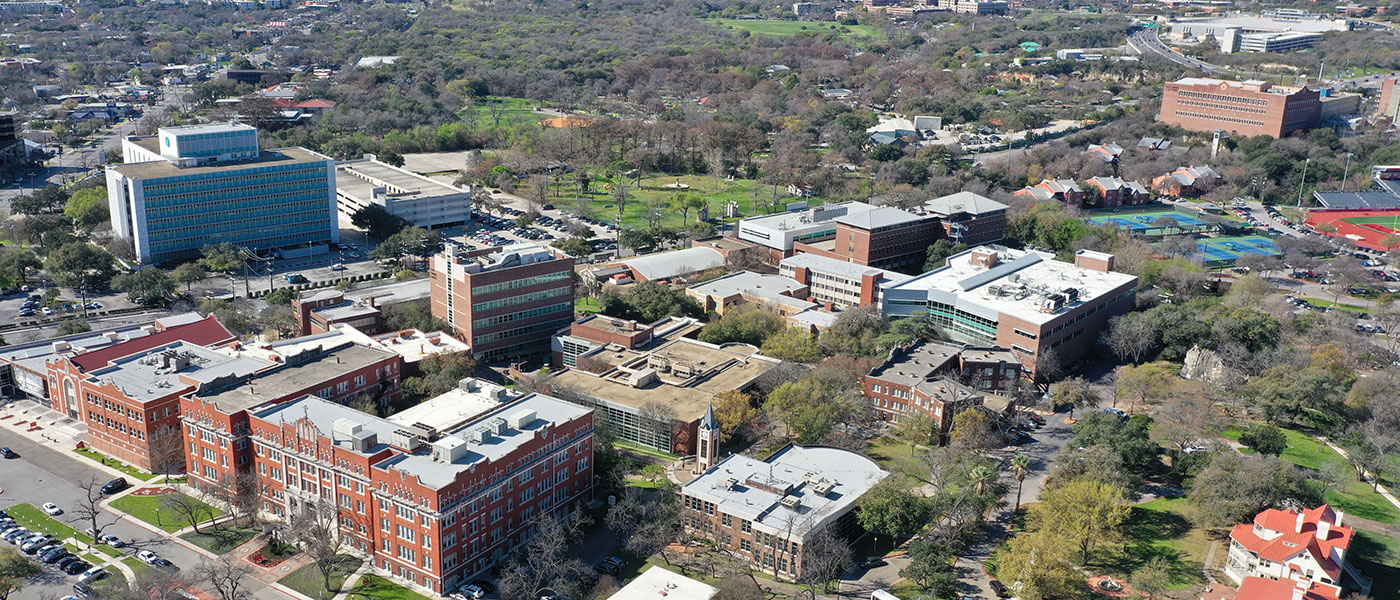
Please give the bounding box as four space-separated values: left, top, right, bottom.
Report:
0 427 208 600
0 286 139 328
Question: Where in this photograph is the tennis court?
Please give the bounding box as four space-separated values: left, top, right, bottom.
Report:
1193 235 1280 267
1084 209 1207 233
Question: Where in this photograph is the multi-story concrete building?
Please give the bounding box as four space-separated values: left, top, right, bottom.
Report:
1237 31 1324 53
792 206 940 272
1085 176 1150 207
1159 77 1320 138
106 123 338 263
241 390 594 595
291 279 430 337
549 318 779 455
778 253 909 309
431 243 575 364
918 192 1008 245
1225 505 1371 596
862 340 1020 431
950 0 1008 14
1377 78 1400 123
736 202 879 262
685 271 814 317
679 444 888 581
335 157 470 229
882 247 1137 374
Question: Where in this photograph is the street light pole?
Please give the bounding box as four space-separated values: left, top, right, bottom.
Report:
1297 158 1311 207
1341 153 1355 191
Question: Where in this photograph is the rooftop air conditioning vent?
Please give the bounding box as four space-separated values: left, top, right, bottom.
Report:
779 496 801 510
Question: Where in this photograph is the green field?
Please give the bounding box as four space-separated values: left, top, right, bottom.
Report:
706 19 885 44
1099 498 1208 591
1224 426 1400 524
459 96 545 131
535 173 807 231
109 492 225 533
1343 215 1400 229
279 555 363 598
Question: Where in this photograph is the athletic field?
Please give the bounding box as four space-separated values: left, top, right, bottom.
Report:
1306 209 1400 251
1192 235 1280 266
1084 209 1207 234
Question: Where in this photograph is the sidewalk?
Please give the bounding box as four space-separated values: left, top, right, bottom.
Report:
0 400 139 482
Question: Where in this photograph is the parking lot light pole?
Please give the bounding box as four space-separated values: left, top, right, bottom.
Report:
1296 158 1311 207
1342 153 1355 191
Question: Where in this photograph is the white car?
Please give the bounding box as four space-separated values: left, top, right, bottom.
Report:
136 550 159 564
42 503 62 516
329 263 345 271
1183 444 1210 454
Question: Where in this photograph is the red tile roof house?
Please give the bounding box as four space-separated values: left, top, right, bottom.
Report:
1085 176 1150 208
1235 576 1342 600
1224 505 1372 596
1014 179 1084 206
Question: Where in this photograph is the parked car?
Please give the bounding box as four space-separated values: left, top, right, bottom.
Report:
595 556 624 575
65 560 93 575
0 447 17 459
136 550 160 565
78 566 108 584
471 580 496 594
99 534 126 547
989 579 1009 598
458 584 486 599
100 478 128 495
1102 407 1128 420
42 547 71 563
42 502 63 516
859 556 887 569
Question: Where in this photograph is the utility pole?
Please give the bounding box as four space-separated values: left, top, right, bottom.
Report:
1297 158 1311 207
1342 153 1355 191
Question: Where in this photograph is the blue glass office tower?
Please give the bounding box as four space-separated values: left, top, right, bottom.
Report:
106 123 339 264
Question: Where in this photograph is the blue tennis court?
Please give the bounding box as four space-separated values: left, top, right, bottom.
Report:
1084 210 1207 232
1193 235 1280 266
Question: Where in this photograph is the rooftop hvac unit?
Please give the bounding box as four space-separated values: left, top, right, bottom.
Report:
390 429 421 451
410 423 437 440
803 472 823 485
489 417 509 435
1062 288 1080 303
779 496 801 510
348 430 377 452
813 481 834 497
459 378 479 392
508 409 537 429
431 437 469 463
723 477 740 490
470 427 492 443
332 418 362 438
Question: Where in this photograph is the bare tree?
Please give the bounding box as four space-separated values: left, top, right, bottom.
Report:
797 527 852 599
160 490 216 534
210 473 263 526
605 486 683 566
71 476 119 545
148 424 187 482
289 499 343 592
497 514 594 600
194 556 254 600
101 564 188 600
637 401 677 450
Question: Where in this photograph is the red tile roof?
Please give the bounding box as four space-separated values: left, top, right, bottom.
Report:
67 316 236 372
293 99 337 109
1230 505 1352 582
1235 577 1340 600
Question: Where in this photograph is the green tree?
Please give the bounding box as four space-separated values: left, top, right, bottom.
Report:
64 186 109 230
351 204 411 240
892 411 939 447
1186 452 1320 532
553 237 593 257
1070 412 1160 477
1010 454 1032 511
1031 477 1130 564
994 531 1084 600
264 287 298 306
168 263 205 292
198 243 244 273
44 243 118 297
371 227 440 260
697 308 785 346
816 305 888 357
0 547 42 600
598 283 703 323
1131 557 1173 600
764 376 857 443
949 408 997 452
760 327 823 362
857 479 933 538
0 248 41 288
898 538 956 597
1053 376 1098 417
402 352 477 399
923 239 968 271
55 318 91 337
712 390 759 443
112 268 176 305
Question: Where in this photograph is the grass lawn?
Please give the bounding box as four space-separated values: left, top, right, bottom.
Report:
353 574 432 600
459 96 544 130
1351 528 1400 600
180 523 259 554
6 503 98 546
1096 498 1207 591
1223 426 1399 524
864 438 926 480
615 440 681 461
534 173 804 231
705 19 884 45
73 447 158 481
575 296 603 314
109 492 224 533
279 554 362 598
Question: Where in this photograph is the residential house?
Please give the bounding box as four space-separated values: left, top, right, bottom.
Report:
1152 166 1220 198
1014 179 1085 206
1085 176 1150 208
1225 504 1371 596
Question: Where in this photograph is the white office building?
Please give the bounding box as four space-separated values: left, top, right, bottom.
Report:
736 201 877 257
334 157 471 229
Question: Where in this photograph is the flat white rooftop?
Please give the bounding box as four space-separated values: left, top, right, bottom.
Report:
608 567 716 600
886 245 1137 326
739 201 877 233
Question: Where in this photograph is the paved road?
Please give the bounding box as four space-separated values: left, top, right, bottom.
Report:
1128 29 1224 74
0 422 296 600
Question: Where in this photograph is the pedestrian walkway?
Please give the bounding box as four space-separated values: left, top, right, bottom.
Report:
1319 437 1400 512
0 400 136 482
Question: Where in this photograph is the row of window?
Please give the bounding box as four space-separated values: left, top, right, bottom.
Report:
470 287 571 313
470 271 570 296
471 302 572 329
1172 110 1266 128
473 318 573 345
1175 99 1268 116
1175 89 1270 107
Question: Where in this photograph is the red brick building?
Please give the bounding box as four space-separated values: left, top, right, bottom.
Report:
45 315 237 471
1014 179 1085 206
1159 77 1320 138
1085 176 1150 207
862 340 1021 433
242 392 595 595
431 243 574 364
793 206 940 271
181 338 402 488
